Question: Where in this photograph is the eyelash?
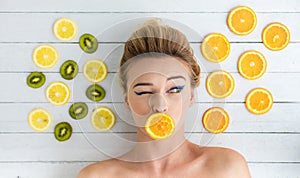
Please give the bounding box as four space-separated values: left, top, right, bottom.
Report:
134 85 185 95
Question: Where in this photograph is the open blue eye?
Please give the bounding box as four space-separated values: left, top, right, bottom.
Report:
168 85 185 93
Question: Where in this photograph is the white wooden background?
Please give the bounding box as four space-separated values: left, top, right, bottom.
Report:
0 0 300 177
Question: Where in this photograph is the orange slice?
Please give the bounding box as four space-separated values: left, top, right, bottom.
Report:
32 44 59 69
53 18 78 42
262 22 290 51
206 70 235 98
227 6 257 36
238 50 267 80
28 108 52 132
202 107 229 134
246 88 273 115
46 81 70 106
91 106 116 132
145 113 175 140
83 59 108 83
201 33 230 63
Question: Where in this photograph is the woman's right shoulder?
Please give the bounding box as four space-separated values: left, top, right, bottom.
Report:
76 159 119 178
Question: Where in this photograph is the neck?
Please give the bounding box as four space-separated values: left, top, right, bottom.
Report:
119 126 187 162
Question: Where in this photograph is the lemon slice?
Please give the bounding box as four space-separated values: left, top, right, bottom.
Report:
32 44 59 69
202 107 229 134
246 88 273 115
91 106 116 132
201 33 230 63
83 59 108 83
46 81 70 106
227 6 257 36
53 18 78 41
206 70 235 99
262 22 290 51
145 113 175 140
238 50 267 80
28 108 52 132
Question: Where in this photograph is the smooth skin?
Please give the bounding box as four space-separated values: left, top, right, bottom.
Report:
77 57 251 178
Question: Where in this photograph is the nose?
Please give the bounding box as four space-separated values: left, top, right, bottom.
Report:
149 93 168 113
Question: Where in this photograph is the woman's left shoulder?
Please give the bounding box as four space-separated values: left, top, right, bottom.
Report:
197 146 252 178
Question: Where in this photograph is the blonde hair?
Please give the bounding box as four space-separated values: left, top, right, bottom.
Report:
119 18 200 92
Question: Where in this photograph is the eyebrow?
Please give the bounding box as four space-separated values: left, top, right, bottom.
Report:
133 75 186 88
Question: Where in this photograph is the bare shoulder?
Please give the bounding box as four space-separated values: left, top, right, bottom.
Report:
196 146 251 178
76 159 120 178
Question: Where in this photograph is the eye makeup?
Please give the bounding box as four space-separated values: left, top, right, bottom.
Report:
134 85 185 95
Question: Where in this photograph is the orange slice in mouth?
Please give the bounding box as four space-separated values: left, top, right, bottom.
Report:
145 113 175 140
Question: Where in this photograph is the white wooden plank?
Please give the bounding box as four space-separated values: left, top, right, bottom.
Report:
0 73 299 102
0 43 299 73
0 103 299 133
0 133 299 162
0 13 299 42
0 162 299 178
1 0 300 12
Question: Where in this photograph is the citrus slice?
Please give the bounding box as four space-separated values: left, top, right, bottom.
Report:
201 33 230 63
206 70 235 98
32 44 59 69
227 6 257 36
28 108 52 132
91 106 116 132
53 18 78 42
83 59 108 83
238 50 267 80
145 113 175 140
246 88 273 115
262 22 290 51
202 107 229 134
46 81 70 106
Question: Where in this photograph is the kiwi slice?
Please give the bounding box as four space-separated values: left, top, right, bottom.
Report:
69 102 88 120
60 60 79 80
54 122 72 142
26 72 46 88
79 33 98 53
86 84 106 102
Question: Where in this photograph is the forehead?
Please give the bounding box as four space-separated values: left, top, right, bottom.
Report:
125 56 190 84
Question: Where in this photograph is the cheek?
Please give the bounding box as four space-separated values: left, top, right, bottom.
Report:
128 93 151 116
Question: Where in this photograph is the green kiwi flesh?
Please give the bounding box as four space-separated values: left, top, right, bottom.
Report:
26 72 46 88
54 122 72 142
86 84 106 102
60 60 79 80
79 33 98 53
69 102 88 120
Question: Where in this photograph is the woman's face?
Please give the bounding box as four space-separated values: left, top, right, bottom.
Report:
124 56 195 129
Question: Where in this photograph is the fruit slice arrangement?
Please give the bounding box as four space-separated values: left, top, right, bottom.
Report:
54 122 73 141
262 22 290 51
145 113 175 140
79 33 99 54
53 18 78 42
206 70 235 99
227 6 257 36
28 108 52 132
202 107 229 134
201 33 230 63
246 88 273 115
60 60 79 80
83 59 108 83
91 106 116 132
27 17 116 142
27 72 46 88
238 50 267 80
32 44 59 69
46 81 70 106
